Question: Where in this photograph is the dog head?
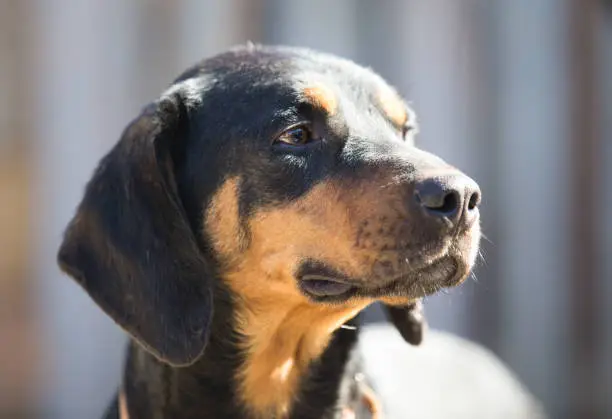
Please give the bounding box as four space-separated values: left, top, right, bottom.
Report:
58 46 480 371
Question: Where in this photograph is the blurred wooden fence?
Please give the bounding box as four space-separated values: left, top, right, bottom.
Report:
0 1 610 418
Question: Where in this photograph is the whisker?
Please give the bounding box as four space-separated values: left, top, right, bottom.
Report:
470 271 479 283
480 233 493 245
378 180 398 190
477 249 487 267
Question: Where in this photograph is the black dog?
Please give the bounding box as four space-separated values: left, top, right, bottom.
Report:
58 45 481 419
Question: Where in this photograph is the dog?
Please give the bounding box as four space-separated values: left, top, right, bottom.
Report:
58 44 482 419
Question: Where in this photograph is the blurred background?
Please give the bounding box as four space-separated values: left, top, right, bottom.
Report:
0 0 610 418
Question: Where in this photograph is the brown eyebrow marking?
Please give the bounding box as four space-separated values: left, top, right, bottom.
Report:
377 86 408 127
302 84 338 115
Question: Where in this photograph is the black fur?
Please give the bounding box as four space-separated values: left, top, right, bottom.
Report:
58 44 479 418
58 97 213 366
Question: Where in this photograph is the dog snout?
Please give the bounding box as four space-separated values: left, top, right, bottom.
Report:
414 173 481 227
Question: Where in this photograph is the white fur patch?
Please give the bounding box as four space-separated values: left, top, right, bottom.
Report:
161 75 213 109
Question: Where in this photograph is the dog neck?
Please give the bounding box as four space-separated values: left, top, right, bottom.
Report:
119 285 364 419
232 295 369 417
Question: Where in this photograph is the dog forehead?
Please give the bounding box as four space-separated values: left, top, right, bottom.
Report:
165 45 412 132
176 46 389 98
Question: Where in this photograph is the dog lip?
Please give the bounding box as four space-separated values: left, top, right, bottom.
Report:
299 276 356 297
297 255 464 300
297 260 359 298
358 256 462 299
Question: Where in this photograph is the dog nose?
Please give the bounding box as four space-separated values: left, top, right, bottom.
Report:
414 174 481 225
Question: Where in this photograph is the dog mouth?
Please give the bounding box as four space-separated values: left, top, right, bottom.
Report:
299 275 357 298
297 261 358 300
297 257 462 302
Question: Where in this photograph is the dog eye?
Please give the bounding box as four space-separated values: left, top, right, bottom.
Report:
275 125 313 146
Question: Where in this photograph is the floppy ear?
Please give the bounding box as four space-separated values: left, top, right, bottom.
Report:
383 300 427 346
57 94 212 366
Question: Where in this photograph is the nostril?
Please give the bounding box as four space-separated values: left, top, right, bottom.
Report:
414 179 462 218
432 191 459 214
414 175 480 225
467 191 480 211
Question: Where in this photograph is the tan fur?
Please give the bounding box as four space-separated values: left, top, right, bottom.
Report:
205 178 393 417
204 177 245 262
204 177 430 417
377 87 408 128
340 383 383 419
235 299 368 417
119 388 130 419
379 296 413 306
303 84 338 115
360 383 383 419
